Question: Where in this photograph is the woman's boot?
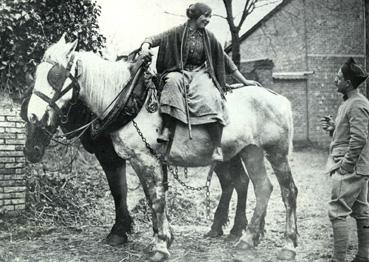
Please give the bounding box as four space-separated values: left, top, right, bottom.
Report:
207 123 223 162
157 114 175 143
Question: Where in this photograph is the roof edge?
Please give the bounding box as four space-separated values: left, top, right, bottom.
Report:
225 0 292 53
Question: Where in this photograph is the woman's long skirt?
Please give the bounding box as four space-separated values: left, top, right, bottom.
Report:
160 68 229 126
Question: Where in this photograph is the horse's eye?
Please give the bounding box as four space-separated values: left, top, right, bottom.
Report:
30 114 38 124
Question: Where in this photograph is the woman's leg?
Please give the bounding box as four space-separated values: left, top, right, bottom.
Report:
158 71 190 143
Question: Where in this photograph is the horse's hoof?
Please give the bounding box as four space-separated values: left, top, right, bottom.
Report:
225 233 241 242
235 239 254 250
204 229 223 238
149 251 168 262
103 233 127 246
277 248 296 260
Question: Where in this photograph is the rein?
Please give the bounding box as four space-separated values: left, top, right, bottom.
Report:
29 53 98 146
31 51 149 145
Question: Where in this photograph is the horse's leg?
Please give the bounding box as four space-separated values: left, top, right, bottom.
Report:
236 145 273 249
134 165 172 249
93 136 132 246
265 147 298 260
229 156 249 241
135 168 159 235
204 160 235 238
205 155 250 240
130 157 172 262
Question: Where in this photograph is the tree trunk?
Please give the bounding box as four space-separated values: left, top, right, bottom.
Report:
231 31 241 69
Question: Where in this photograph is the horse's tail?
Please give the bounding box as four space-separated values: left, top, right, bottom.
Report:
278 95 294 156
285 99 294 156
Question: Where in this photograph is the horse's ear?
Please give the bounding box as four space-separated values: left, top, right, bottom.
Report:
57 33 67 45
67 40 78 55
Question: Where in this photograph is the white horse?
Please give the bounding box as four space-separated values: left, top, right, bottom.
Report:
26 35 298 261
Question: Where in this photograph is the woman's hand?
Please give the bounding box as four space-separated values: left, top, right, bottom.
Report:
231 70 263 87
244 79 262 87
140 43 153 62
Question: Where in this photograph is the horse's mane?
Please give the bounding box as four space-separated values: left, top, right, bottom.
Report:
76 52 131 118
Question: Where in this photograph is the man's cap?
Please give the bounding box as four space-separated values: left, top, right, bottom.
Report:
341 57 368 88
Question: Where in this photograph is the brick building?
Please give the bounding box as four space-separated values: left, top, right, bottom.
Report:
0 93 26 213
226 0 366 146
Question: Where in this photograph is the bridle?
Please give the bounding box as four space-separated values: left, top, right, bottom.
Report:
32 54 80 123
20 53 87 145
24 49 149 144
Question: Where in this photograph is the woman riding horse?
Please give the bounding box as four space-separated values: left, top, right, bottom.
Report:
140 2 261 161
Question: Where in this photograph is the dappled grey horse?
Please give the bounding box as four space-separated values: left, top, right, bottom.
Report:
24 34 297 261
22 98 250 246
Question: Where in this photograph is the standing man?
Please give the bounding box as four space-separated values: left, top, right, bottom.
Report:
321 58 369 262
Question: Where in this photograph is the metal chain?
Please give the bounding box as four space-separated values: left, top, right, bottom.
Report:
132 119 212 217
168 165 207 191
132 120 208 190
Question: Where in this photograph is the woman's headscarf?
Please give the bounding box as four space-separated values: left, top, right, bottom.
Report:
186 2 212 19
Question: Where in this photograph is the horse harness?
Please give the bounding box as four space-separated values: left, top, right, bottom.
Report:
33 54 81 123
23 51 214 216
25 51 154 140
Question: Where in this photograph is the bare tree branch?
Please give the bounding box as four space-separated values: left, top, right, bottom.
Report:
163 11 226 20
213 13 228 19
223 0 237 32
255 0 282 9
163 11 185 17
237 0 256 30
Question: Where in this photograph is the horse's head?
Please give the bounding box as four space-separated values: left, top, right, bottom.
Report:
23 33 78 162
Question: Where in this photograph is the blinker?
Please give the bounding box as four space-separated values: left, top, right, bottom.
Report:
20 96 30 121
47 64 69 91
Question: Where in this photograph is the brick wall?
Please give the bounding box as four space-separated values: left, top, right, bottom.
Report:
304 0 365 146
234 0 365 146
0 93 26 213
238 0 307 72
272 78 308 141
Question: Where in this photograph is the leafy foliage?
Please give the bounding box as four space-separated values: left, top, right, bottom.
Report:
0 0 106 98
24 141 112 226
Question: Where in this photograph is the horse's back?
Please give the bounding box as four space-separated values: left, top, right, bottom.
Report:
225 86 293 152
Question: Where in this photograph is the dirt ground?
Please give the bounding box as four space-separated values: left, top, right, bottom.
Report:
0 147 361 262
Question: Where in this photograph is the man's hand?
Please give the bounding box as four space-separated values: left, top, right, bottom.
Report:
337 166 350 175
320 115 335 133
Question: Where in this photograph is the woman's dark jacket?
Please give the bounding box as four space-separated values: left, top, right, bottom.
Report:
143 23 238 95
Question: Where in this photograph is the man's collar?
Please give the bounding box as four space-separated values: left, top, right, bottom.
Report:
342 89 359 101
345 88 359 99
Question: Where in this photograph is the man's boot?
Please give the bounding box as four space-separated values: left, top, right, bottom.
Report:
332 219 349 262
352 219 369 262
